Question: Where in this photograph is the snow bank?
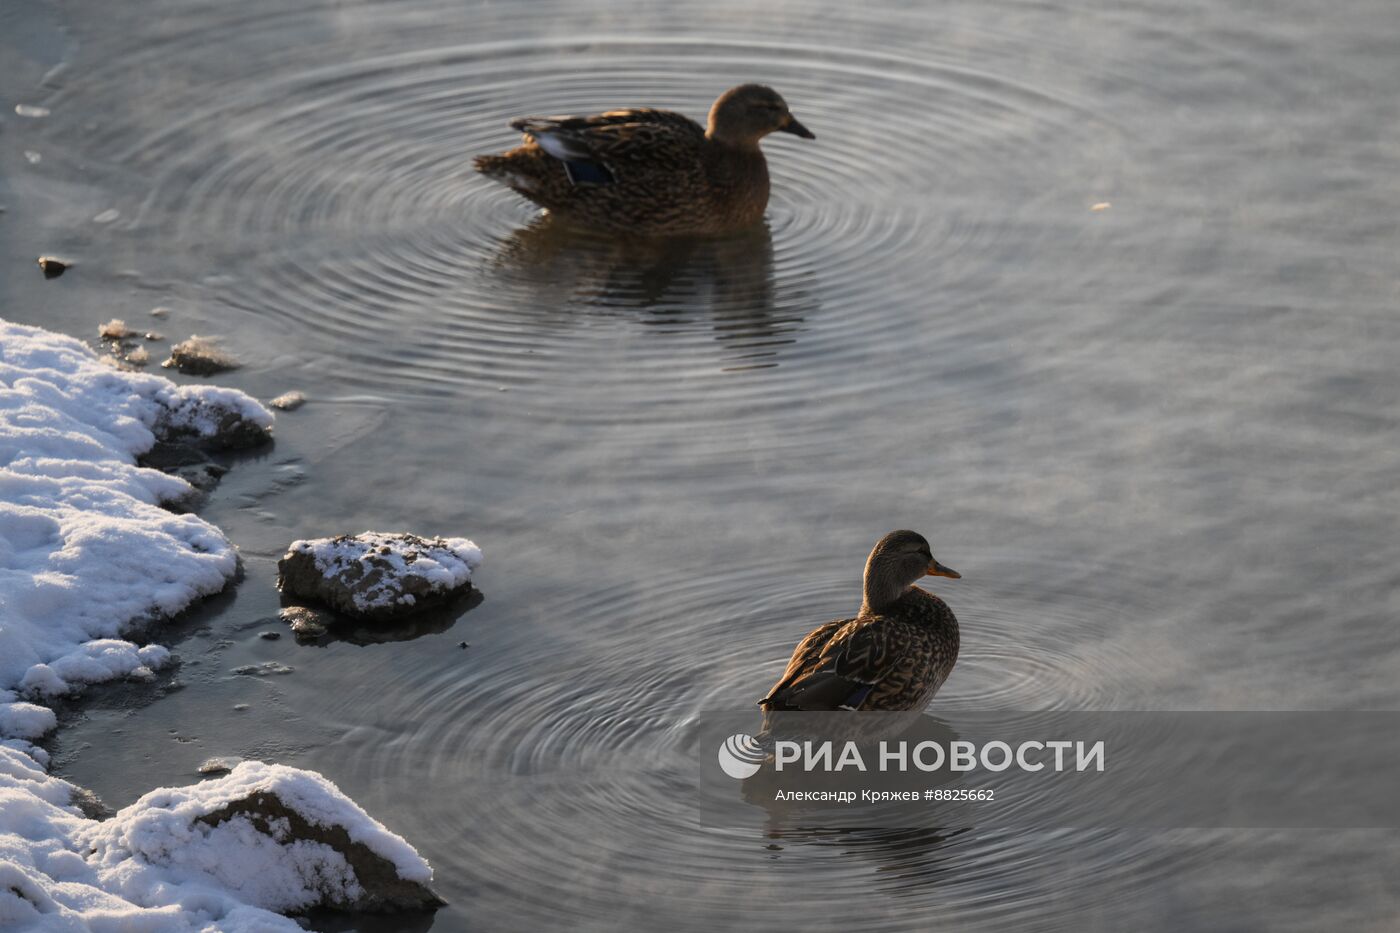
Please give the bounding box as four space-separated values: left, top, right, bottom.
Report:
0 317 273 737
0 746 437 930
0 321 442 927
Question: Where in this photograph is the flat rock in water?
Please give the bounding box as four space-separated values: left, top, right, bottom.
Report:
277 531 482 623
270 390 306 411
162 335 239 375
280 605 333 637
278 602 336 638
233 661 294 677
197 756 243 775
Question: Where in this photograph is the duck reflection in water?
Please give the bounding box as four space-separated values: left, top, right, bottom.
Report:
486 214 817 372
762 824 975 897
737 716 974 899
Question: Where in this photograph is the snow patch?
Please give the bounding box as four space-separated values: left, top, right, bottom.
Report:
0 690 57 739
0 317 272 736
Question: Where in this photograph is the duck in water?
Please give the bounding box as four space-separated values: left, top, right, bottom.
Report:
760 530 961 712
474 84 814 236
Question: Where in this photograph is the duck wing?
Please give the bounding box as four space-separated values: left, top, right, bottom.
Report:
760 618 905 711
760 618 848 709
509 109 706 186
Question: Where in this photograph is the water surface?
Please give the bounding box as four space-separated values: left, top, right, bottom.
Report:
4 0 1400 929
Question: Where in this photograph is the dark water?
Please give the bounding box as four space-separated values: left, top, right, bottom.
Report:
4 0 1400 929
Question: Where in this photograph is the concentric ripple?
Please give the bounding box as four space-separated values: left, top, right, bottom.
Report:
42 0 1154 415
274 548 1173 930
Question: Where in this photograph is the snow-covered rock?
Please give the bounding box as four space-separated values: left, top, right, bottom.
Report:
278 531 482 622
0 745 440 930
87 759 443 914
0 317 273 738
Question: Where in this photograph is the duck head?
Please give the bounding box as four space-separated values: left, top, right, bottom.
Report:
861 529 960 613
707 84 815 146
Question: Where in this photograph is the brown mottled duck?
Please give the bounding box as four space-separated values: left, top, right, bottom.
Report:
473 84 814 236
759 530 961 712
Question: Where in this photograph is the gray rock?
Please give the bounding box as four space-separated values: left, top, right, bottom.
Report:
69 784 113 821
137 441 229 494
209 409 272 450
151 403 272 453
162 335 239 375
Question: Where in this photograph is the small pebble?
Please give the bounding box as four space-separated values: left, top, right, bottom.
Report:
163 335 239 375
145 332 164 341
150 307 171 318
233 703 250 711
94 209 121 224
197 756 243 775
1090 201 1112 212
232 661 294 676
280 605 331 637
259 630 281 640
15 104 51 118
270 391 306 411
37 257 67 279
99 318 133 339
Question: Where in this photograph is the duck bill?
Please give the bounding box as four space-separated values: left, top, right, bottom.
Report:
925 560 961 580
780 116 815 139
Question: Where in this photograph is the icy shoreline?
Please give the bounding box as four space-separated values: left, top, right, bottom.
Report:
0 318 440 929
1 317 271 738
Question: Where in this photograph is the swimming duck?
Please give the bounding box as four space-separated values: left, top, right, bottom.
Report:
473 84 814 236
759 530 961 712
